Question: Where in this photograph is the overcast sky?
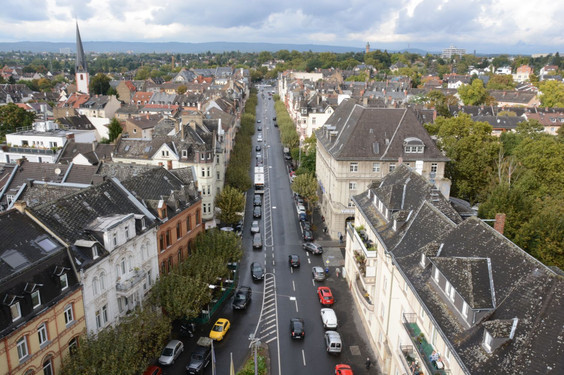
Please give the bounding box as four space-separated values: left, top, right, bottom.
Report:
0 0 562 54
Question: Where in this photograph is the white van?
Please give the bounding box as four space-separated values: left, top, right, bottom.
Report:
324 331 342 354
320 308 338 329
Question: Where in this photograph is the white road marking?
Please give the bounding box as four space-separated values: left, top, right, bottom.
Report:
290 267 293 274
302 350 306 366
294 298 299 312
312 279 315 286
308 258 311 264
292 280 295 291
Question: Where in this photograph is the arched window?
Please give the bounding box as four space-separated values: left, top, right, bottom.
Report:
92 277 99 296
100 272 106 291
42 355 53 375
68 337 78 356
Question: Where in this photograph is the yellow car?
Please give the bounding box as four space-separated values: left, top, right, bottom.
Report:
209 318 231 341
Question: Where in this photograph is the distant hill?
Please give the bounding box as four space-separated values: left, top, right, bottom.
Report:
0 41 369 54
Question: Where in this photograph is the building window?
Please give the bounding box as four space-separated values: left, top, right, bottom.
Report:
11 302 21 321
196 210 200 223
125 226 130 240
31 291 41 309
168 257 173 271
64 304 74 326
419 305 425 319
93 277 99 296
182 150 187 157
178 249 183 263
96 305 108 329
349 162 358 172
176 222 182 238
92 245 99 259
100 272 106 291
161 261 166 274
60 274 68 290
159 234 164 251
201 168 205 177
207 167 211 177
431 163 438 173
43 356 53 375
200 153 205 160
389 164 396 172
372 163 380 172
166 230 171 247
445 281 455 301
38 323 48 346
113 233 117 246
186 215 192 231
433 267 440 282
162 150 169 157
17 336 28 362
462 302 469 318
349 182 357 190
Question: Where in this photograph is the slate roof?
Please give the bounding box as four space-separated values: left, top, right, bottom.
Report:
473 115 522 130
489 90 537 105
0 209 79 338
354 165 564 374
57 115 95 131
57 139 113 165
316 99 448 162
30 178 156 269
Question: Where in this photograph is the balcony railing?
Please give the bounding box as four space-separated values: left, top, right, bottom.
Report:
116 269 146 294
347 222 377 259
402 314 450 375
352 275 374 312
7 146 57 155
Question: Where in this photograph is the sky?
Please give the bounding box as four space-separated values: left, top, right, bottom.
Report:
0 0 562 54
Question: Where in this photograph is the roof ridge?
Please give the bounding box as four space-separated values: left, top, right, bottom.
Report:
381 108 408 158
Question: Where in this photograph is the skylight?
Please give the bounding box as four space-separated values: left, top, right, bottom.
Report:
37 238 58 252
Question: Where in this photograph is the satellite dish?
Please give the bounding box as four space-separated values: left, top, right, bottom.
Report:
54 168 61 175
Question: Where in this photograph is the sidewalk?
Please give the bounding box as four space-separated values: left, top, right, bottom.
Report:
310 204 381 374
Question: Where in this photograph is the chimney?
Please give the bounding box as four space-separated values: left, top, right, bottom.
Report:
13 201 27 213
493 213 506 235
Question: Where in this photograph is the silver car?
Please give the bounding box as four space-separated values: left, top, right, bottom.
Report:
251 220 260 234
158 339 184 365
312 266 326 281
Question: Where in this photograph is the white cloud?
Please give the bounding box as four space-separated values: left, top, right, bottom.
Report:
0 0 561 53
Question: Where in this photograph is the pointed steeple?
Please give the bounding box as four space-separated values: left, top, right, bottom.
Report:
75 22 87 72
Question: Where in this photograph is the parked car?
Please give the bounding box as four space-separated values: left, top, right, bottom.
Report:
257 135 263 142
303 242 323 254
232 286 252 310
297 204 306 213
253 233 262 249
325 331 342 354
290 318 305 339
232 220 243 233
143 366 162 375
251 262 265 281
256 152 262 159
253 194 262 206
256 145 261 151
209 318 230 341
317 286 334 306
320 308 338 329
299 212 307 222
272 117 276 121
257 119 261 123
251 220 260 234
186 337 212 374
257 125 262 131
301 221 311 232
158 340 184 365
253 206 262 218
312 266 326 281
335 364 353 375
302 229 313 241
288 254 300 268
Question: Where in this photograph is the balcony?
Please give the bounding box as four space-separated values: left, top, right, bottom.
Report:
116 269 146 295
352 274 374 311
347 222 377 259
402 314 450 375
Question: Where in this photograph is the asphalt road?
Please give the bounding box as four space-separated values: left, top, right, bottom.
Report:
155 85 378 375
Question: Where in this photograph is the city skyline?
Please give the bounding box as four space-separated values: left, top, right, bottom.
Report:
0 0 562 55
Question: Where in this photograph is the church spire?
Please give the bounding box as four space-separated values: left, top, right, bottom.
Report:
75 22 89 94
75 22 87 72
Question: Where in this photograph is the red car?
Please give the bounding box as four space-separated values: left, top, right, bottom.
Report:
143 366 163 375
317 286 334 306
335 364 353 375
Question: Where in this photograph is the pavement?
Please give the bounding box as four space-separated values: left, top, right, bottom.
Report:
309 204 381 374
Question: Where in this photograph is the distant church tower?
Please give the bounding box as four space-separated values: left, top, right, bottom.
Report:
366 42 370 54
75 23 89 94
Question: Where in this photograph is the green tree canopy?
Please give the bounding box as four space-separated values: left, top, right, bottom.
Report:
60 308 171 375
457 79 488 106
486 74 515 90
215 185 245 225
108 118 123 142
539 80 564 107
89 73 111 95
425 113 499 203
0 103 36 142
291 173 318 212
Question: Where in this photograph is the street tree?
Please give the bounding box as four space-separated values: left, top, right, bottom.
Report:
457 79 488 106
425 113 499 203
291 173 319 213
0 103 36 142
108 118 123 142
539 80 564 107
60 308 171 375
215 185 245 225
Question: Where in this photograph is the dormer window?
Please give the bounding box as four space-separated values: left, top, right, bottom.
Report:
483 331 493 353
420 253 426 268
11 302 22 321
404 137 425 153
60 274 68 290
92 245 99 259
125 226 130 240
